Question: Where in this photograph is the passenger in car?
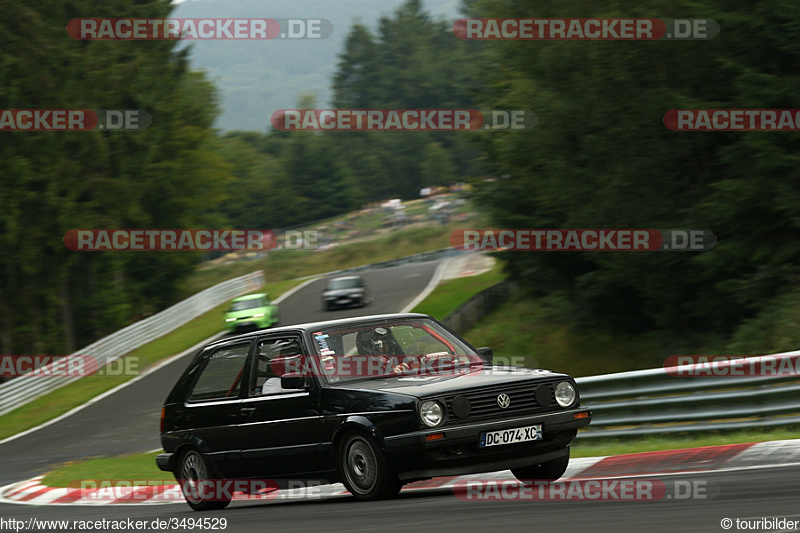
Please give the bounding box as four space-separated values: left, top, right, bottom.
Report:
262 355 302 394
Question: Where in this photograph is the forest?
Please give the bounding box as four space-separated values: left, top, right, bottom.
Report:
1 0 798 358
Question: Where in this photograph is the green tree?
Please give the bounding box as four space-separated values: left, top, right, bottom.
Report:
466 0 800 339
0 0 229 353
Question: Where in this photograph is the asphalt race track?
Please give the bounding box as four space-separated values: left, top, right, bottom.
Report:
276 260 441 325
1 468 798 533
1 258 799 532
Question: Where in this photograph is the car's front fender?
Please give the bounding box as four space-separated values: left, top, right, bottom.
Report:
331 415 387 450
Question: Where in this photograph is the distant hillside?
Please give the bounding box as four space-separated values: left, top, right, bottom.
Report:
173 0 461 132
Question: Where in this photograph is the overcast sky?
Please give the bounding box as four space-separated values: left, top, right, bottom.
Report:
172 0 463 131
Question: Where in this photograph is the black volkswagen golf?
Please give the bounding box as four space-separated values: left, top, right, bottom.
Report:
157 313 591 510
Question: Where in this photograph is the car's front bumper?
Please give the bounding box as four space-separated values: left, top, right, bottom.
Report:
325 297 361 308
383 408 591 481
226 318 271 332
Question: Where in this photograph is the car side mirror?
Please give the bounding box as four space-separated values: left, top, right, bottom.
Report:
477 347 493 363
281 373 310 390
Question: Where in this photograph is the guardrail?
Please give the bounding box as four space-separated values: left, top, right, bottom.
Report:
575 351 800 437
0 271 264 417
442 280 517 334
338 248 460 274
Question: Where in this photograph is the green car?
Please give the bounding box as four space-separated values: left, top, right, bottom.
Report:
224 293 279 333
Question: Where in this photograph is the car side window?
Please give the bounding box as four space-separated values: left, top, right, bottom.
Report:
188 343 250 401
252 336 305 395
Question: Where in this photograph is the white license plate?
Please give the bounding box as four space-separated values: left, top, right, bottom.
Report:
480 424 542 447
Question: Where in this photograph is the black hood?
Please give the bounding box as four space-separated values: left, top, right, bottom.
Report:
326 366 568 398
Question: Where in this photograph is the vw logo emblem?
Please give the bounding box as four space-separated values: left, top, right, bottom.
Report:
497 393 511 409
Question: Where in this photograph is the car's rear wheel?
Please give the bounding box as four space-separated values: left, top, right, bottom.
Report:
339 432 401 500
178 449 231 511
511 451 570 481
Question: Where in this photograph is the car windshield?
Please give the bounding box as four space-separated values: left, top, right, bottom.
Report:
327 278 362 290
309 318 484 383
229 297 265 311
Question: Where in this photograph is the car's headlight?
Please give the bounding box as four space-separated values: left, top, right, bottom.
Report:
252 313 265 318
420 400 444 427
225 317 236 322
555 381 577 408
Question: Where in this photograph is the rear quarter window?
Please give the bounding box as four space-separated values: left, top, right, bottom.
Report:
188 343 250 401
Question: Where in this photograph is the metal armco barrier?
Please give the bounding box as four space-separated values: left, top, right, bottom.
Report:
338 248 459 274
0 271 264 417
443 280 517 334
575 351 800 437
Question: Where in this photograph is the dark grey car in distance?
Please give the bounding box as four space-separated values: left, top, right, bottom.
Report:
322 275 370 310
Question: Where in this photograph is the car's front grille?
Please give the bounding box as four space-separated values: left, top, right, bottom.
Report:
442 380 557 424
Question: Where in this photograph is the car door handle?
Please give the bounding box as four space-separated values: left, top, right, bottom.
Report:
240 407 256 416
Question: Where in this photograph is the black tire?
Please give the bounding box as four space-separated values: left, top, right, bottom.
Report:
338 432 401 500
178 449 231 511
511 451 570 481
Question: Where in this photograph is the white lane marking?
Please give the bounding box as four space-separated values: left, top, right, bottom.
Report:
401 257 454 313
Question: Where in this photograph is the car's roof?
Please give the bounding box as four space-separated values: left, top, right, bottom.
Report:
328 275 362 281
209 313 432 346
231 293 266 301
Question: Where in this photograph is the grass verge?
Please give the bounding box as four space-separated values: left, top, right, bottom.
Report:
571 426 800 458
461 293 697 378
0 280 304 442
411 260 506 320
42 452 172 487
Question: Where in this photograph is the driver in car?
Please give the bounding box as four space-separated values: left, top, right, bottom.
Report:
355 327 420 375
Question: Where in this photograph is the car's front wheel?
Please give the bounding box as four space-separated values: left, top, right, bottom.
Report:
511 451 570 481
339 432 401 500
178 449 231 511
